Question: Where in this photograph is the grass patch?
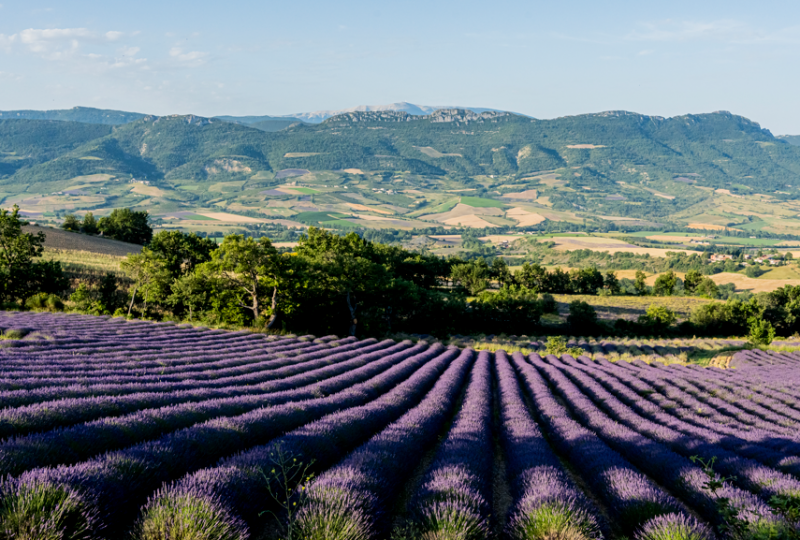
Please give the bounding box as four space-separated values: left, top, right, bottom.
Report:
182 214 219 221
460 196 505 208
551 294 715 322
41 248 126 273
320 219 360 228
294 212 348 224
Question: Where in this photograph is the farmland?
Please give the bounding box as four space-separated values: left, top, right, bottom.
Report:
1 311 800 539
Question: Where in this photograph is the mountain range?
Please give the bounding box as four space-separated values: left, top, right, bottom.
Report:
3 106 800 233
0 103 513 129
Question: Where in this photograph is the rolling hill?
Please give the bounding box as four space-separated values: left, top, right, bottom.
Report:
3 108 800 233
0 106 147 125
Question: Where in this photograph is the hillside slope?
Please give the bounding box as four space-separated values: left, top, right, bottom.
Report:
3 109 800 231
0 106 146 125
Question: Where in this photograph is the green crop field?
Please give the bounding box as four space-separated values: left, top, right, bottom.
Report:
459 196 506 208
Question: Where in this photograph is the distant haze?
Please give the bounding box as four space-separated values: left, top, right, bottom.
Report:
1 1 800 133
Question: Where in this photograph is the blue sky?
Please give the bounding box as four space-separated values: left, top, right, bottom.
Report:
1 0 799 133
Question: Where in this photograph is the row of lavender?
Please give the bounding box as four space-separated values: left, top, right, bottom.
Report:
1 312 800 539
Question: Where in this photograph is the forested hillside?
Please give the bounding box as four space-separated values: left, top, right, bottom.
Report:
4 108 800 230
3 109 799 191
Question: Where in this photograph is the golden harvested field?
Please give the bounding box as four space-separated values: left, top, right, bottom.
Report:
549 236 692 257
130 185 168 197
480 235 524 244
502 190 538 200
442 215 494 228
346 203 392 215
196 212 267 223
708 273 800 293
283 152 322 158
687 223 731 231
342 169 365 174
506 207 546 226
646 235 708 243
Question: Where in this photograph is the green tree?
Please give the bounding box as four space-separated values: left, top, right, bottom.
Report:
121 249 171 316
148 230 217 279
169 272 210 321
0 205 68 304
604 271 621 295
98 208 152 245
684 269 703 294
82 212 99 235
639 304 677 331
295 228 390 336
205 235 283 327
567 300 597 330
491 258 513 288
634 270 648 296
450 260 490 295
569 267 604 295
653 271 677 296
745 265 765 278
748 317 775 347
61 214 81 232
695 278 719 299
514 262 548 292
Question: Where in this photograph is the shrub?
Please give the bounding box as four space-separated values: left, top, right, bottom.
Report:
567 301 597 331
745 265 765 278
539 293 557 314
25 293 64 312
748 318 775 347
638 305 677 332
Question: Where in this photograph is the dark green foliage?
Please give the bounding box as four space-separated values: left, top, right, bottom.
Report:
451 260 490 295
567 300 597 330
25 293 64 312
684 269 703 294
148 230 217 278
81 213 98 235
61 215 81 232
745 265 766 278
0 206 68 304
653 271 678 296
4 110 800 209
748 318 776 347
638 305 678 334
539 293 557 314
98 208 152 245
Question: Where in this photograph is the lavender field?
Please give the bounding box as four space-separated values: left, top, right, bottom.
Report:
0 312 799 540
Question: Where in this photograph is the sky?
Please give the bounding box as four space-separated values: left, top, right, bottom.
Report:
1 0 799 133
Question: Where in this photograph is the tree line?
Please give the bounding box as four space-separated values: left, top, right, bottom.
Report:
0 203 794 341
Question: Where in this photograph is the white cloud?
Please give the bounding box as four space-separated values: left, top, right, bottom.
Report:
627 19 754 42
637 49 654 56
0 28 127 59
169 47 208 65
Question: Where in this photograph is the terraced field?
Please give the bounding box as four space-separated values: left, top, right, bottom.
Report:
0 311 799 539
